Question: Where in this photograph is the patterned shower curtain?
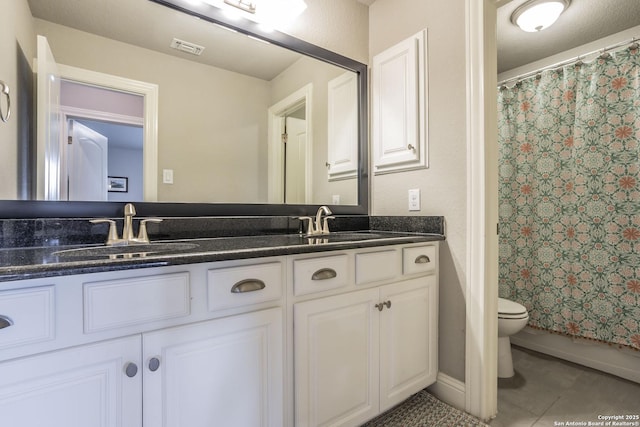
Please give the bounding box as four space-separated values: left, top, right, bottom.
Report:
498 44 640 351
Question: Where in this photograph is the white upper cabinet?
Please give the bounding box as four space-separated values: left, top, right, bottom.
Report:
327 72 359 180
372 30 428 174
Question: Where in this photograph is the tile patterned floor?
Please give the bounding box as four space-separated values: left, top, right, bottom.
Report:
489 346 640 427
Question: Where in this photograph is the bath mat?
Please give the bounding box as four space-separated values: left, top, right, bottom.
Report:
362 390 490 427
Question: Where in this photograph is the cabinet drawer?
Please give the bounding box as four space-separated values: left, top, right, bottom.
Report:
293 254 349 296
84 272 190 333
403 245 437 275
208 262 283 311
0 286 55 349
355 249 400 285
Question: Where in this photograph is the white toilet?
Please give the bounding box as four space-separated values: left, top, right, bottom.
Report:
498 297 529 378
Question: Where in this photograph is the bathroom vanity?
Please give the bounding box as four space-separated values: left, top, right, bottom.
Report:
0 230 441 427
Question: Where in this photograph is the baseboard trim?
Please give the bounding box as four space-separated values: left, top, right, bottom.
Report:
512 328 640 384
427 372 466 411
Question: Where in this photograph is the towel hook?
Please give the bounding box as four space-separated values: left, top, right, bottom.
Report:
0 80 10 123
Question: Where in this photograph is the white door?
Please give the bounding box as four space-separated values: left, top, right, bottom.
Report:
294 288 380 427
67 120 109 201
0 336 142 427
379 276 438 411
143 308 283 427
36 35 62 200
285 116 307 204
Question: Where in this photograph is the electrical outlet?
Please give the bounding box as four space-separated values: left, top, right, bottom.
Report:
408 189 420 211
332 195 340 204
163 169 174 184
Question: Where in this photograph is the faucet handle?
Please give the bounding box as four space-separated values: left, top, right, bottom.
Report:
137 218 163 243
322 216 335 234
124 203 136 216
297 216 315 235
90 219 119 245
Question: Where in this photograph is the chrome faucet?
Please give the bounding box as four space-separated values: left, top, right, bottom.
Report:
90 203 163 246
299 206 335 236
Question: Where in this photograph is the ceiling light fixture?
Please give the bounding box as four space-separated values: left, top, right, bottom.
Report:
511 0 570 32
203 0 307 29
224 0 256 14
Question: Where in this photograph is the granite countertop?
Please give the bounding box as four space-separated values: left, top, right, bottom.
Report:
0 230 444 283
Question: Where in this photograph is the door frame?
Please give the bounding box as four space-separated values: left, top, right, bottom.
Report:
465 0 498 420
60 107 144 201
267 84 313 204
56 64 159 201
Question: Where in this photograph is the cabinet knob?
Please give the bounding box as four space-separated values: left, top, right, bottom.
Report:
0 315 13 329
125 362 138 378
414 255 431 264
149 357 161 372
375 301 392 311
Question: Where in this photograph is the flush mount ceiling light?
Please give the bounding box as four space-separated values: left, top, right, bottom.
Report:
511 0 570 32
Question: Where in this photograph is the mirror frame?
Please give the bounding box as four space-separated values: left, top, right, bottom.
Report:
0 0 368 219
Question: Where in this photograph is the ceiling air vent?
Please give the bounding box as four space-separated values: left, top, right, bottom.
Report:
170 38 205 56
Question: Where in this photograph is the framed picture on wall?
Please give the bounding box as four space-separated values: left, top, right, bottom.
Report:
108 176 128 193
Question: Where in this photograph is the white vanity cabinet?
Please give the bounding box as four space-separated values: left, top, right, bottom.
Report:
292 243 439 427
0 240 439 427
0 258 285 427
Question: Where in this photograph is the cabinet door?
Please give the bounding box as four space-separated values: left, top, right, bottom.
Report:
379 276 438 411
372 29 427 174
143 308 283 427
294 288 380 427
0 336 142 427
327 72 358 181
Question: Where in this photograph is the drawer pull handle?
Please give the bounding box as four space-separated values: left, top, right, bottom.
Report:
149 357 161 372
125 362 138 378
0 315 13 329
312 268 337 280
415 255 431 264
231 279 266 293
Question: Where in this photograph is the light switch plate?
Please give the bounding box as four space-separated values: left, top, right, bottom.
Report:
408 188 420 211
163 169 174 184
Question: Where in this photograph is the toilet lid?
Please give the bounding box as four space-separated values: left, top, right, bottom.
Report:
498 298 528 316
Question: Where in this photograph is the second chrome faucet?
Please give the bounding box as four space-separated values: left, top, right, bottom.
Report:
299 206 335 236
90 203 162 246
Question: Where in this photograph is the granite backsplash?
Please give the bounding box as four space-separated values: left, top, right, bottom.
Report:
0 215 444 249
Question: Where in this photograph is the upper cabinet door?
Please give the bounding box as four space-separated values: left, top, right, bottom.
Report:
327 72 359 181
372 30 428 174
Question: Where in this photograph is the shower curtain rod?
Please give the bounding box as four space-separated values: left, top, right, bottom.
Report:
498 36 639 87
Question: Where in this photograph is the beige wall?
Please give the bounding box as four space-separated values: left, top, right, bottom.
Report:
280 0 369 65
0 0 35 200
270 57 359 205
35 19 271 203
369 0 468 382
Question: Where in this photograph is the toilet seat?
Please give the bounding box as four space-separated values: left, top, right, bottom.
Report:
498 297 528 319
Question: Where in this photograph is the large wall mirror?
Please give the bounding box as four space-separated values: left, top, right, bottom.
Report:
1 0 368 218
